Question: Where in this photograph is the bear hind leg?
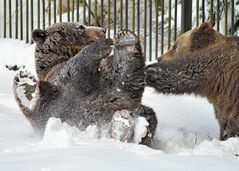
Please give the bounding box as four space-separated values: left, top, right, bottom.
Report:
13 70 37 118
110 110 135 142
109 106 157 146
133 105 157 146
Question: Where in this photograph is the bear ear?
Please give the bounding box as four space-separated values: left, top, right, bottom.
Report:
198 22 213 32
32 29 48 44
38 81 60 99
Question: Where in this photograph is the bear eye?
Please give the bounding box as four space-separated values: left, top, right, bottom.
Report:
78 25 85 30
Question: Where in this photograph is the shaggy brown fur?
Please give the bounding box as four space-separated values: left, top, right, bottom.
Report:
159 22 225 61
32 22 106 80
146 22 239 140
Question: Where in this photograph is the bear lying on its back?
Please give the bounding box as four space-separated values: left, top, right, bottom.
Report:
146 22 239 140
14 25 157 146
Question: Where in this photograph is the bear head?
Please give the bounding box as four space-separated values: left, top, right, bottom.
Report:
160 22 225 61
32 22 106 80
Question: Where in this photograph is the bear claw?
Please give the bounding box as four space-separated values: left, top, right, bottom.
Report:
115 30 138 45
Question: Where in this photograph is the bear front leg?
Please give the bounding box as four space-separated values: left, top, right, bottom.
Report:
72 38 113 73
218 111 239 140
219 120 239 140
113 30 145 99
47 38 113 95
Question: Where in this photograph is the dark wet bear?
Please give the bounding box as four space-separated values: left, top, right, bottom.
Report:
14 29 157 146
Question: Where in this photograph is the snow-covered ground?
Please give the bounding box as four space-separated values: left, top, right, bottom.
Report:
0 38 239 170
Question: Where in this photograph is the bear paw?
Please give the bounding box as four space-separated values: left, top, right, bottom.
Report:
13 70 37 110
115 30 138 46
110 110 135 142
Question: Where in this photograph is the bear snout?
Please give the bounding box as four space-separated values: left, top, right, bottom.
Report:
146 64 160 86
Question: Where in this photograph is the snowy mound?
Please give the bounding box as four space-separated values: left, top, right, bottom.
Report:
41 118 100 148
39 117 152 148
38 117 239 157
193 138 239 156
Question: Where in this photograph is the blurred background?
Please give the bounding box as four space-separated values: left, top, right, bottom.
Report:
0 0 239 60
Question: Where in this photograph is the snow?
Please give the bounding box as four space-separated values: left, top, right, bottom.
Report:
0 38 239 170
133 117 149 144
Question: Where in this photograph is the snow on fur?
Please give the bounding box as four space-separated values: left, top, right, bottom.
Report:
14 70 37 110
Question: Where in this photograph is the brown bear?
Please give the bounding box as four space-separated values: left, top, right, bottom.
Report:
146 22 239 140
32 22 106 80
13 26 157 146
